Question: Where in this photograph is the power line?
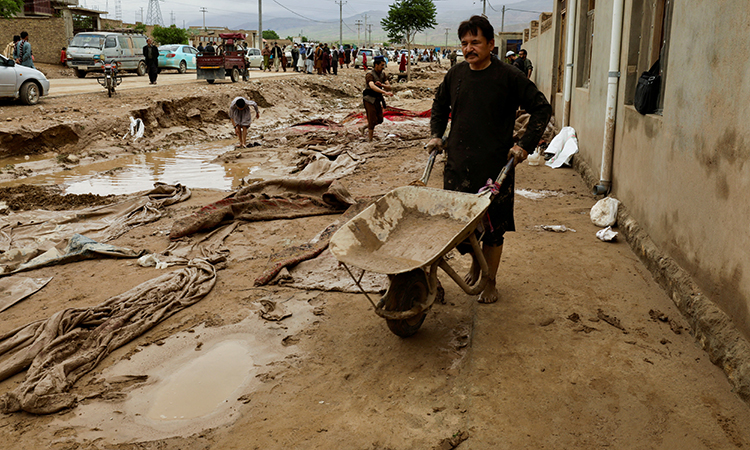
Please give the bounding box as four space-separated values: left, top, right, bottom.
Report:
271 0 335 23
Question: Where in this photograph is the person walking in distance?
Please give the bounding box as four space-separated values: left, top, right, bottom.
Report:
229 97 260 149
16 31 35 69
143 38 159 84
361 56 393 142
426 15 551 303
514 49 533 78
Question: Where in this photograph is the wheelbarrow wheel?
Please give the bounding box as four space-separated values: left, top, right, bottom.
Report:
384 270 428 338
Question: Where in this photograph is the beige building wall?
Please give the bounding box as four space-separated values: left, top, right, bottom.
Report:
530 0 750 340
521 15 557 109
0 17 69 64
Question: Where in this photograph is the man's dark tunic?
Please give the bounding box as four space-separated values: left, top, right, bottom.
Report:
430 58 551 244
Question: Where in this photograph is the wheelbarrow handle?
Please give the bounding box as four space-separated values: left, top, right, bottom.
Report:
420 149 438 185
494 156 516 190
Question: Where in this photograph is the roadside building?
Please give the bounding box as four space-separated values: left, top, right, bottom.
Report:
524 0 750 401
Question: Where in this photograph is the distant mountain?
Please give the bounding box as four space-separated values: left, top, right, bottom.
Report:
230 0 552 46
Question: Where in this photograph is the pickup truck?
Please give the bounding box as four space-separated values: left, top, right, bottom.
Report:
196 33 247 84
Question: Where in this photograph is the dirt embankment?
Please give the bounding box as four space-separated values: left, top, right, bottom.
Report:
0 67 438 184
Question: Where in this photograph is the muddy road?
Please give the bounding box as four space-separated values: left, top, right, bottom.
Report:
0 65 749 450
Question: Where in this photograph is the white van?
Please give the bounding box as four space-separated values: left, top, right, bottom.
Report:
66 31 148 78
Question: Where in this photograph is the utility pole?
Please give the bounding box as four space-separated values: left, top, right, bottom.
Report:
482 0 486 16
170 11 175 26
140 7 144 23
445 27 449 48
258 0 263 49
363 14 368 47
336 1 346 47
501 5 505 32
367 24 372 47
355 19 363 48
200 7 207 31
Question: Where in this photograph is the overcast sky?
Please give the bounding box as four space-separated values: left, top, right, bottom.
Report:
83 0 538 29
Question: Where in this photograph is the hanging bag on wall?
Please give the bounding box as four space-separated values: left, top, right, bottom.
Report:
634 59 661 115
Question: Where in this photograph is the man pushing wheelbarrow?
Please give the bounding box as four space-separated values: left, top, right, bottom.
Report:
425 15 551 304
331 15 551 337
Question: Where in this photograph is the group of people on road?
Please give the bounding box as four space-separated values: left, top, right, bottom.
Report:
3 31 35 68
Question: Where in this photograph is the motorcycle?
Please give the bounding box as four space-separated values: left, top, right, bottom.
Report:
95 56 122 97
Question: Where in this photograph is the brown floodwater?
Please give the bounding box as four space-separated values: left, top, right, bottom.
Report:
0 140 294 195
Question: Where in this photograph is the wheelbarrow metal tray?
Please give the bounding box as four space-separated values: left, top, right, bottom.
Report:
330 186 491 275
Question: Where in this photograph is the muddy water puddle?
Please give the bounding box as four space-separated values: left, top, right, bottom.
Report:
0 140 294 195
51 291 319 444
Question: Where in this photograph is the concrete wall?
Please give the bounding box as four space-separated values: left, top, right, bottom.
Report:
521 15 557 108
0 17 69 64
534 0 750 340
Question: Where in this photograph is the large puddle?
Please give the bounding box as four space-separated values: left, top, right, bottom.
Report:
51 291 320 444
0 140 295 195
147 340 255 421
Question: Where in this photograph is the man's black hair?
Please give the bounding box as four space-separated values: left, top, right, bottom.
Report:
457 15 494 42
235 98 246 108
13 35 20 42
20 31 28 39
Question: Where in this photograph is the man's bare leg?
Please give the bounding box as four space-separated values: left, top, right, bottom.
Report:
464 244 503 303
367 127 374 142
240 126 248 147
235 126 243 148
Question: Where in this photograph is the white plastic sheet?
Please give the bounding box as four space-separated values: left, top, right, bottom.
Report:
545 127 579 168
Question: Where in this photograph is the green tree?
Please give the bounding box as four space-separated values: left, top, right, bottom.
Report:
151 25 189 45
0 0 22 19
381 0 437 81
133 23 147 33
263 30 280 40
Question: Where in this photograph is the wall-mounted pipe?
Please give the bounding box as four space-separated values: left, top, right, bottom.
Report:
561 0 578 127
594 0 626 195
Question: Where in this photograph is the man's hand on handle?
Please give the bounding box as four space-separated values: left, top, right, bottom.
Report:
425 137 443 154
509 144 528 165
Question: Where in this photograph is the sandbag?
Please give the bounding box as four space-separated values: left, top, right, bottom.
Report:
590 197 620 227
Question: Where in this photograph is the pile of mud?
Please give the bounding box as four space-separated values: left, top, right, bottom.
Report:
0 185 117 211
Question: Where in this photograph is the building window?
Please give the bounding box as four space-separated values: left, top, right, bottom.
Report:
576 0 595 88
625 0 673 113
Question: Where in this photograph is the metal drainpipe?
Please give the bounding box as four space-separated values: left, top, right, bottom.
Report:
562 0 578 127
593 0 626 195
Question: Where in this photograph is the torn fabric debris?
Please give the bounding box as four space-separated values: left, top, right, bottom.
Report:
0 257 217 415
170 179 356 239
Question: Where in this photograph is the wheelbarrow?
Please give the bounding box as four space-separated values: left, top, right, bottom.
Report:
330 152 515 337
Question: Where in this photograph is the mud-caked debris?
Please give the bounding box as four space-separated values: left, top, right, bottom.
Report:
433 430 469 450
597 308 626 332
649 309 683 334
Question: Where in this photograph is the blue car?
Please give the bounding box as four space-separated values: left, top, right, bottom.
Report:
158 45 198 73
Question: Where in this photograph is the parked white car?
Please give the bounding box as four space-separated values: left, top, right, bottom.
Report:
245 47 264 69
353 48 383 68
0 54 50 105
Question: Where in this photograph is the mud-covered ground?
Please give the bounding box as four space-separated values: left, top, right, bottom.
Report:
1 64 750 450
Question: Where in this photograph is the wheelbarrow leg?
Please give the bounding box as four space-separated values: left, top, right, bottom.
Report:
438 233 490 296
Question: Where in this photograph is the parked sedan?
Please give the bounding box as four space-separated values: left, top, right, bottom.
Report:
245 47 264 69
158 45 198 74
0 54 50 105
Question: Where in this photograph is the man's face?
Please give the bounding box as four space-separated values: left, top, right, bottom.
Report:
147 39 153 46
374 61 385 72
518 51 527 60
460 30 494 66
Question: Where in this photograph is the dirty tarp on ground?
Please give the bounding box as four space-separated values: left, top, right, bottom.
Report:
10 234 146 275
0 276 53 313
0 183 191 274
0 257 218 415
170 179 355 239
254 199 372 286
